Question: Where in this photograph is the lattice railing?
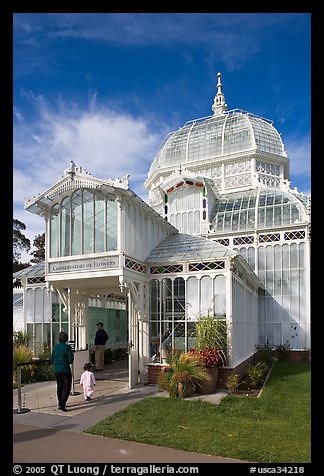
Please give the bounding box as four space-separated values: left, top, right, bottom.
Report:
284 230 306 241
150 264 183 274
188 261 225 272
258 233 280 243
233 235 254 245
125 258 146 274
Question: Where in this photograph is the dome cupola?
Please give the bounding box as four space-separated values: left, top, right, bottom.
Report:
146 73 288 187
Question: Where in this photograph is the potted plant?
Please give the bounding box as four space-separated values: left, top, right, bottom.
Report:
188 347 223 393
158 351 211 398
189 315 227 394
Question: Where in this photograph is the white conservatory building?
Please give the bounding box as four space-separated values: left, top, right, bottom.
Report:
14 74 311 387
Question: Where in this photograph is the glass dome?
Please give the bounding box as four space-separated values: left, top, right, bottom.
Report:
148 110 286 180
210 188 309 233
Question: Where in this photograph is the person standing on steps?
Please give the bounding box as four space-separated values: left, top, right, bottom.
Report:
94 322 109 370
50 331 74 412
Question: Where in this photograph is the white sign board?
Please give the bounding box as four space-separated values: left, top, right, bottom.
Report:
49 256 119 273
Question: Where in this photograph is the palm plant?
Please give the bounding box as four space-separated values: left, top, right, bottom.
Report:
166 351 211 397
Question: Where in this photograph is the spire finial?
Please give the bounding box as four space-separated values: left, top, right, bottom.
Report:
212 72 227 115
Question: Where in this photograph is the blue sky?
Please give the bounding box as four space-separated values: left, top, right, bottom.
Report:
13 12 311 259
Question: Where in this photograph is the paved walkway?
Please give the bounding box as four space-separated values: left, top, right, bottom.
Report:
13 361 247 464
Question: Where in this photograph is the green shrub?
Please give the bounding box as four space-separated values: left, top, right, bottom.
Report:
245 361 270 388
157 368 172 391
226 373 240 393
30 344 55 382
13 345 34 384
33 362 55 382
157 368 179 397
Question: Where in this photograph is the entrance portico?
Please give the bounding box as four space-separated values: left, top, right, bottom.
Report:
46 268 147 388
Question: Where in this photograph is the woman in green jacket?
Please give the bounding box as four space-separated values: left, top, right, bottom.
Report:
51 331 74 412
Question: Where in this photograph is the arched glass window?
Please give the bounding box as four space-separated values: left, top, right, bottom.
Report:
188 211 194 234
214 275 226 317
50 204 60 258
95 191 105 253
61 197 71 256
150 280 160 321
83 190 94 254
161 278 172 320
194 210 200 233
248 247 255 271
187 276 199 320
174 277 185 320
71 190 82 255
200 275 213 316
107 200 118 251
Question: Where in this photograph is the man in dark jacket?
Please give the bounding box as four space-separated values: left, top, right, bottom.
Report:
51 331 74 412
94 322 109 370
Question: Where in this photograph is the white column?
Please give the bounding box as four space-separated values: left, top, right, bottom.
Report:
226 262 234 367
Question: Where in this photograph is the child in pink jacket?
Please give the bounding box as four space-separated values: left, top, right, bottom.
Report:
80 362 96 401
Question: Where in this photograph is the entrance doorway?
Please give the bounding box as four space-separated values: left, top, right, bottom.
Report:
92 358 128 383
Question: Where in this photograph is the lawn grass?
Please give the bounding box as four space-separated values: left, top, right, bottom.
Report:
85 361 311 463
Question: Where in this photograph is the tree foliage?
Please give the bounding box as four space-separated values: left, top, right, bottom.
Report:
13 219 31 264
30 232 45 263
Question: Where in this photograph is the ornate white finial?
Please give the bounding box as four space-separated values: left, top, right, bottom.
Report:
212 72 227 115
66 160 76 180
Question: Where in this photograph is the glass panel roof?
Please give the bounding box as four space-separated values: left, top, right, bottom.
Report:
249 116 284 156
148 110 285 180
210 188 309 232
146 233 236 264
13 262 45 279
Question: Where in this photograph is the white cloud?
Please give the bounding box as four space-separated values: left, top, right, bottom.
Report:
284 134 311 194
285 134 311 175
13 107 24 121
13 94 167 248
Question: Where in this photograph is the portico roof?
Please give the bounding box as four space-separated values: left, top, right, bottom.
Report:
13 262 45 279
146 233 237 264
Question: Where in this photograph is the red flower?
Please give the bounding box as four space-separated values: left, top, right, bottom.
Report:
189 348 224 369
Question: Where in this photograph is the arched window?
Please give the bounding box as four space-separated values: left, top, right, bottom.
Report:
200 275 212 316
174 277 185 320
214 275 226 317
107 199 118 251
187 276 199 320
61 197 71 256
50 204 60 258
94 191 105 253
71 190 82 255
83 190 94 254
